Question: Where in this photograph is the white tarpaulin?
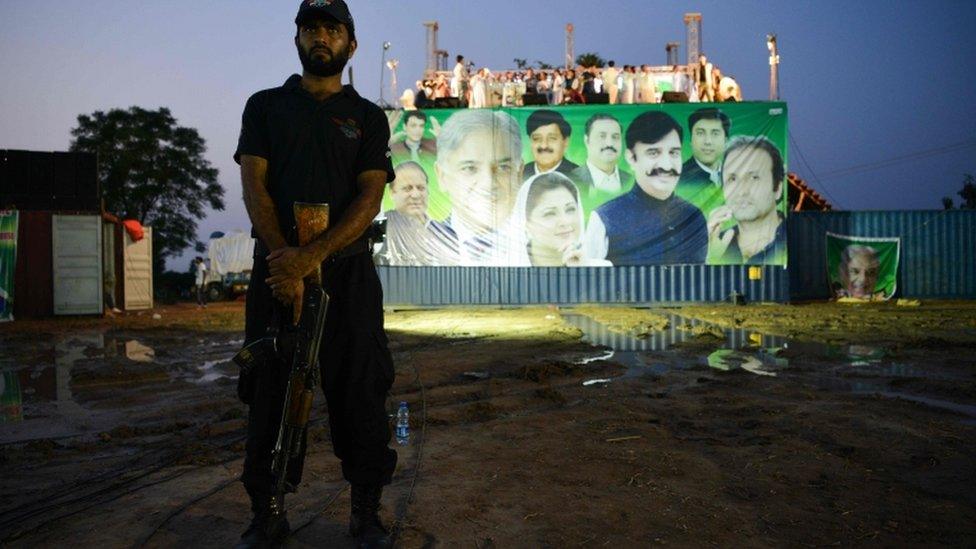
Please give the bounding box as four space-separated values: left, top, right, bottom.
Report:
208 232 255 276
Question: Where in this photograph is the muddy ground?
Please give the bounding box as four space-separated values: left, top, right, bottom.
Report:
1 301 974 547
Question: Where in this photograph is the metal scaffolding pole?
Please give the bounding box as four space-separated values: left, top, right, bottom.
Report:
767 34 780 100
423 21 439 78
565 23 575 69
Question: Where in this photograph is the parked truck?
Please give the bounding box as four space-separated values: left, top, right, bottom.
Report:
204 231 255 301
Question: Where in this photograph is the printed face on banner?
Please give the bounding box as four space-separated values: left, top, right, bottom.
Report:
723 146 781 222
841 248 880 298
526 186 581 252
390 163 429 219
584 118 623 170
404 115 426 143
530 124 570 172
628 130 682 200
691 119 726 169
436 128 521 235
380 103 789 268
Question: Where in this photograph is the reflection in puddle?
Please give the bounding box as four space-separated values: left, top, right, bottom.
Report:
563 313 786 353
1 371 23 423
0 333 165 442
0 331 242 443
124 340 155 362
577 350 615 365
0 333 104 441
20 334 159 401
582 378 613 387
707 348 788 377
193 359 236 384
565 312 786 382
566 312 902 380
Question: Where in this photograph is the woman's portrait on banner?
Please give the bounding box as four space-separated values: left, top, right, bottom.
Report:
511 173 611 267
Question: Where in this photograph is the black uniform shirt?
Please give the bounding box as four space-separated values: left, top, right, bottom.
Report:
235 75 395 242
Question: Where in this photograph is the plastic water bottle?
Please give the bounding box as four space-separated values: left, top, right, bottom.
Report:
395 401 409 446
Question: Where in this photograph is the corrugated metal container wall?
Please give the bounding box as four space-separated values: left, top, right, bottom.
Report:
788 210 976 300
377 264 789 306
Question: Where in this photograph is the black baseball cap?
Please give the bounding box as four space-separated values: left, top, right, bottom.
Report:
295 0 355 38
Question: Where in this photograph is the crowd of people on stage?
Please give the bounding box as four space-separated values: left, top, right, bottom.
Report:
398 53 742 109
694 53 743 103
375 106 785 268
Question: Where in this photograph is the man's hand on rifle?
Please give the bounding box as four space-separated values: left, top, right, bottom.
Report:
267 246 320 280
267 276 305 324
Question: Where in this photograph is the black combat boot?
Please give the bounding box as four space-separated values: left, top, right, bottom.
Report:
235 510 290 549
349 484 391 548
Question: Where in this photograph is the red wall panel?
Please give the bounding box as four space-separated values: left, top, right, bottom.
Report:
13 211 53 318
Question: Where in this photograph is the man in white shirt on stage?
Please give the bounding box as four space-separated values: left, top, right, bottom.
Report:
602 61 619 104
452 54 470 106
638 65 658 104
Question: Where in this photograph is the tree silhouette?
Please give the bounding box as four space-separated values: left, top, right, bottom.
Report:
70 106 224 273
942 174 976 210
575 52 606 68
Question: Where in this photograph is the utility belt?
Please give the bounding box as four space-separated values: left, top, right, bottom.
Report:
254 237 370 264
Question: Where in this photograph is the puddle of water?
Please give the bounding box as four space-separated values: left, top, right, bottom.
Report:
0 330 249 444
565 312 932 378
12 334 160 401
565 311 976 424
563 313 786 353
192 359 236 384
0 333 180 443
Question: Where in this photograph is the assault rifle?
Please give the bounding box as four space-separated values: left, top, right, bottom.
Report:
233 202 331 521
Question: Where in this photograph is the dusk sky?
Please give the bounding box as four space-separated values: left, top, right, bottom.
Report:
2 0 974 270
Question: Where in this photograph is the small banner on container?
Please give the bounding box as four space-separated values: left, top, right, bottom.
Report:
826 232 900 301
0 210 18 322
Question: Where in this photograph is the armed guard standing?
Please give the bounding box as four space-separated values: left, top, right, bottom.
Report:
234 1 397 547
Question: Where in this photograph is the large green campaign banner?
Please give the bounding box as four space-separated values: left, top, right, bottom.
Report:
376 103 788 267
0 210 18 322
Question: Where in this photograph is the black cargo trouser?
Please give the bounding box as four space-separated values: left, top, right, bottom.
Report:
240 252 397 513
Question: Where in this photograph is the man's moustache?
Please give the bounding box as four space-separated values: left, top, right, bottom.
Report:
535 148 555 154
647 168 679 177
601 147 618 153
